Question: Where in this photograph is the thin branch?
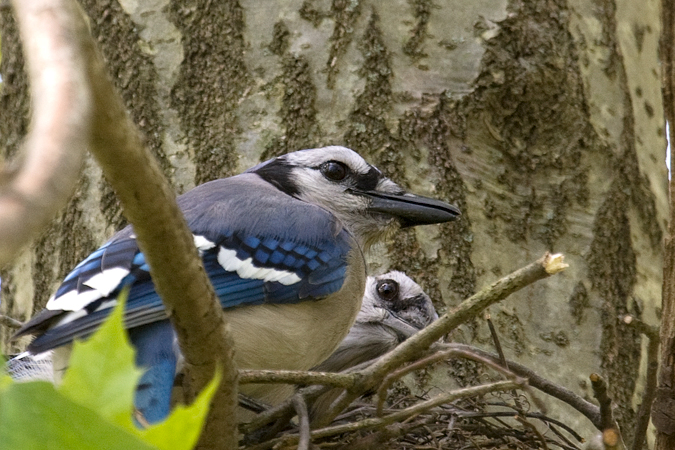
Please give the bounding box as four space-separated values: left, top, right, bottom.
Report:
242 254 568 434
12 1 239 448
621 314 659 340
445 343 601 429
603 428 626 450
365 253 567 381
657 0 675 448
375 347 518 416
238 369 360 389
458 410 583 443
590 373 616 431
486 313 525 411
2 0 90 266
0 314 23 330
625 316 659 450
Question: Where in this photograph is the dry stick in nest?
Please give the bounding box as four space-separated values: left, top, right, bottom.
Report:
621 315 660 450
291 394 311 450
245 380 523 450
240 252 567 437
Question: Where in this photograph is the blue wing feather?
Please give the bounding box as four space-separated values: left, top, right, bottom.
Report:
22 175 356 353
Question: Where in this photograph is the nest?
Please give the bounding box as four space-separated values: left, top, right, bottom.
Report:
241 381 584 450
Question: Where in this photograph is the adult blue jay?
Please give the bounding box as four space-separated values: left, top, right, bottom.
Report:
13 146 459 424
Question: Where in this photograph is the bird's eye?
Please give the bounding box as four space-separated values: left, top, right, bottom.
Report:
320 161 349 182
376 279 399 301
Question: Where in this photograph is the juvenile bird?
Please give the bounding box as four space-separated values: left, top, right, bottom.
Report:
13 146 459 423
315 270 438 373
309 271 437 421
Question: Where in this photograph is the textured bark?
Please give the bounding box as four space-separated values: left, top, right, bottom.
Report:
654 0 675 448
0 0 666 445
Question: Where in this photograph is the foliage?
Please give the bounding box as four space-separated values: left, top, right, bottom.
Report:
0 290 219 450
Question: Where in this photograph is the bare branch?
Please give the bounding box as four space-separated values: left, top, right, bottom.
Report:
2 0 90 266
0 314 23 330
366 253 567 382
445 343 602 429
375 346 519 416
623 315 659 450
12 1 238 448
590 373 616 431
239 369 360 389
656 1 675 449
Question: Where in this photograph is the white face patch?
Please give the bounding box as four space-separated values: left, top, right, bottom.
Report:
217 247 301 285
284 146 373 176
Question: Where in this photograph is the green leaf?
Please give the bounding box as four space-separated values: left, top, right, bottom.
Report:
140 369 221 450
0 380 157 450
59 288 143 429
1 288 220 450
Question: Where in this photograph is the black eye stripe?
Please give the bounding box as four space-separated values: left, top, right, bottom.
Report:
353 166 381 191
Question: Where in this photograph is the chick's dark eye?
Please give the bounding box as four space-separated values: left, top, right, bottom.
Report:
376 279 399 301
320 161 348 181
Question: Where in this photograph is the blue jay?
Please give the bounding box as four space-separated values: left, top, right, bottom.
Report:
314 270 438 373
13 146 459 424
309 271 437 421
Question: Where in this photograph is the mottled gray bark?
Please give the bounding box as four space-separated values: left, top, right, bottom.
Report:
0 0 666 445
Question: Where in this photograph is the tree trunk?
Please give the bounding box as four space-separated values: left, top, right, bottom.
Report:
1 0 666 444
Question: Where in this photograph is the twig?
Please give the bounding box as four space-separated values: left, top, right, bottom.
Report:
445 343 601 429
603 428 624 450
589 373 616 431
486 313 525 412
242 255 568 433
0 314 23 329
240 384 328 435
3 0 90 266
486 314 509 369
623 315 659 450
516 414 549 450
239 369 360 389
657 1 675 449
621 315 659 340
292 394 311 450
457 410 583 443
12 1 240 448
247 380 523 450
548 422 582 449
375 347 518 415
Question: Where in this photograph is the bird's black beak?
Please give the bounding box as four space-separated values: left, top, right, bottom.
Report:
358 190 461 227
